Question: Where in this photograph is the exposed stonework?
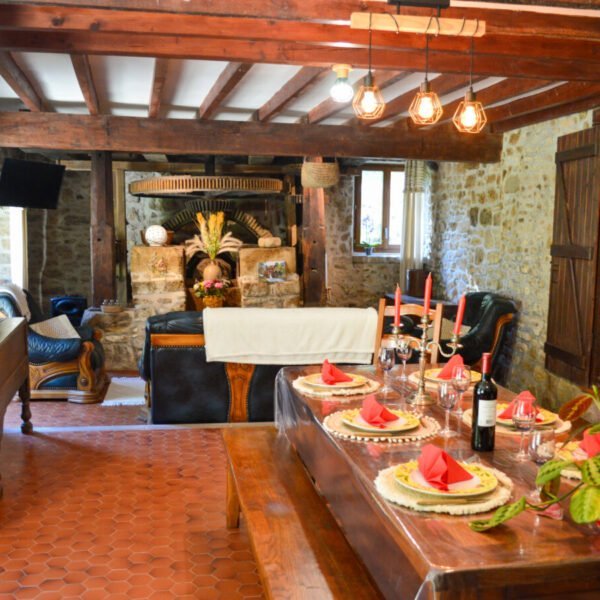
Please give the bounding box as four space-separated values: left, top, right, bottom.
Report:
325 176 400 308
0 207 10 281
430 110 594 409
239 273 301 308
27 171 92 312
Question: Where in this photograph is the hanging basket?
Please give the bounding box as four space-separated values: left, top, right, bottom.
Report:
301 159 340 189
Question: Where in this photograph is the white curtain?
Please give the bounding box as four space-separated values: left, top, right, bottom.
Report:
399 161 431 288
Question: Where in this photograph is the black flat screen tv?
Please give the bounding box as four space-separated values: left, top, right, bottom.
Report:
0 158 65 209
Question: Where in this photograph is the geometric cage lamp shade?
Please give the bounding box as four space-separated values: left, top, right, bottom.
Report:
452 88 487 134
408 80 443 126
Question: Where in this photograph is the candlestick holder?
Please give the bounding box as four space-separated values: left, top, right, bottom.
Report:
408 314 463 407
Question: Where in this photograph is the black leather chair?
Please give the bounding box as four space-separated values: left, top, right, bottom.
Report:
441 291 517 382
0 289 108 403
139 311 279 424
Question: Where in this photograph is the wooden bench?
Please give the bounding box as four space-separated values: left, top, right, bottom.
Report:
223 426 382 600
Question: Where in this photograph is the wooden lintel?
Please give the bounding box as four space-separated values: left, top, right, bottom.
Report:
0 112 503 163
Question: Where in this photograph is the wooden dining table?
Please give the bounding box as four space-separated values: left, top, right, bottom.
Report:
275 364 600 600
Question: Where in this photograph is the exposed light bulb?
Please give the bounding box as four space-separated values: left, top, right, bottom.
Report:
330 79 354 103
417 96 434 120
359 90 379 114
460 104 478 129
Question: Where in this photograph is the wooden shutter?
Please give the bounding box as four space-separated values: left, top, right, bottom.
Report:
545 126 600 387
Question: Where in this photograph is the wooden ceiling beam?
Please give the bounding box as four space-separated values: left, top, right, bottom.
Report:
0 50 47 111
70 54 99 115
149 58 168 118
491 93 600 132
1 30 597 83
0 111 503 163
1 2 599 39
256 67 327 122
197 62 252 120
307 70 409 124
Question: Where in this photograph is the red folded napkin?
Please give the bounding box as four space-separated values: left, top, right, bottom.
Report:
417 444 473 491
437 355 464 380
321 359 352 385
360 395 398 428
499 391 543 421
579 430 600 458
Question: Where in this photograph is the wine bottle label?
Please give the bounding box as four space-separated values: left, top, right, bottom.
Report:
477 400 497 427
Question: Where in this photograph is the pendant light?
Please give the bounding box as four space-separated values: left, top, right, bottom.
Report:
330 64 354 103
453 37 487 134
408 35 443 126
352 14 385 120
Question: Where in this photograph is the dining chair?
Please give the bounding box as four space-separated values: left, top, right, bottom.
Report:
373 298 443 366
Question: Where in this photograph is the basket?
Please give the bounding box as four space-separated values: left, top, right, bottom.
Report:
301 159 340 189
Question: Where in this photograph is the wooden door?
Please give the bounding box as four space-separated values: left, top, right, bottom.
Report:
545 126 600 387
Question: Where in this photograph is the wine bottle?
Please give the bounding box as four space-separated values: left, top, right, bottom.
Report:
471 352 497 452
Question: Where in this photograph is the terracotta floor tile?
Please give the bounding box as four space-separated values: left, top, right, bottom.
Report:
0 403 264 599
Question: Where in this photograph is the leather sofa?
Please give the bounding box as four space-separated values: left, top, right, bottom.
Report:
0 289 108 403
139 311 280 424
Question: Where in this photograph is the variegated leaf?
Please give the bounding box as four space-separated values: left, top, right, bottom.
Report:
536 459 574 486
569 486 600 524
469 497 527 532
580 455 600 486
559 395 593 422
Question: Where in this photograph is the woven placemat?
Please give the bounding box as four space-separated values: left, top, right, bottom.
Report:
375 465 514 515
293 376 381 398
557 441 584 480
461 410 571 436
323 411 440 443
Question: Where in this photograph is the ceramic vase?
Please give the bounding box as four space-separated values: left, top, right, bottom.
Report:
203 260 222 281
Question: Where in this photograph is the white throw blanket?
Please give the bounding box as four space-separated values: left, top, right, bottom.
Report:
203 307 378 365
0 282 31 321
30 315 80 339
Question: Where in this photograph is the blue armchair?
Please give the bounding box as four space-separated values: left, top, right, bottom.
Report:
0 289 108 403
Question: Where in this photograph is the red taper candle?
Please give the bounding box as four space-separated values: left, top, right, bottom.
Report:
453 295 466 336
393 284 402 328
423 273 432 314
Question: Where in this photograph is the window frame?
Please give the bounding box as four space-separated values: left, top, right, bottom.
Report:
353 164 405 254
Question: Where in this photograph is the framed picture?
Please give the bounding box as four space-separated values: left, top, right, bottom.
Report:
258 260 287 283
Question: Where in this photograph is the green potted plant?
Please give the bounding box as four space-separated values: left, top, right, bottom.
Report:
360 241 380 256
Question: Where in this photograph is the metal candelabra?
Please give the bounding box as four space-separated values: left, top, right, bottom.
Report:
393 315 462 407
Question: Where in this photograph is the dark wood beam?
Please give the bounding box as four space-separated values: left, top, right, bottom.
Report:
197 62 251 120
491 92 600 132
487 81 600 124
256 67 326 122
149 58 168 118
90 151 116 305
70 54 99 115
1 2 599 40
0 112 503 162
307 71 409 124
2 29 596 83
347 74 474 127
0 50 46 111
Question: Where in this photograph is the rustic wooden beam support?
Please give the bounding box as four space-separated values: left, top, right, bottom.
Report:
0 50 46 111
90 151 116 305
301 158 327 307
70 54 99 115
197 62 252 120
148 58 168 119
307 71 408 124
256 67 326 122
0 112 503 162
1 29 599 82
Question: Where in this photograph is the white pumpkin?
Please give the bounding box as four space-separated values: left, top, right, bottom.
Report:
145 225 168 246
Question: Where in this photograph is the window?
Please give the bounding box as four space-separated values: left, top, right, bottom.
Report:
354 165 405 254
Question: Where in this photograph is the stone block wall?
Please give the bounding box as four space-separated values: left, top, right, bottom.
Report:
430 110 594 408
239 273 301 307
325 176 400 308
0 207 10 281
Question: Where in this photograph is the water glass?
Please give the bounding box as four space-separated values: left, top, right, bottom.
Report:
451 365 471 417
378 347 395 394
512 399 537 461
438 382 458 438
529 429 556 465
395 339 413 383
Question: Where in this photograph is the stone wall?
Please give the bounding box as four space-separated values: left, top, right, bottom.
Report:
27 171 92 312
0 207 10 281
430 110 594 408
325 176 400 308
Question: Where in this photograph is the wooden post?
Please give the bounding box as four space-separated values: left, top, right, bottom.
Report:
90 151 116 305
301 158 327 306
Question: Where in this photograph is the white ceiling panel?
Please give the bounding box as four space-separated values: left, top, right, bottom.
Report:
163 59 229 109
224 64 302 110
12 52 84 103
0 77 19 99
165 107 198 119
213 109 255 121
88 56 154 111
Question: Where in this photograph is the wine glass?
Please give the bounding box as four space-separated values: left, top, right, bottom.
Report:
451 365 471 417
512 398 537 461
378 347 395 394
438 382 458 438
395 339 413 383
